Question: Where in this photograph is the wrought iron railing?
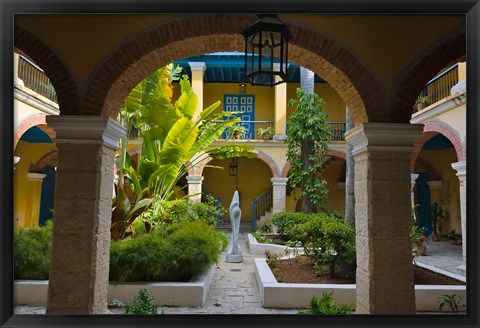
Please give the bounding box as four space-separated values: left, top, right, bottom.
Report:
421 63 459 105
215 120 275 140
251 188 273 230
17 54 58 103
202 189 222 227
287 122 346 141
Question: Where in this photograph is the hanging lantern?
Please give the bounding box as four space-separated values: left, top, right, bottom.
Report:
243 14 292 87
239 82 247 94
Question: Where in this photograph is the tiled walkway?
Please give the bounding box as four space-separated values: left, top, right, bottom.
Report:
14 232 465 315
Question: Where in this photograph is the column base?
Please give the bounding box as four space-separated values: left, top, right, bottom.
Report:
225 254 243 263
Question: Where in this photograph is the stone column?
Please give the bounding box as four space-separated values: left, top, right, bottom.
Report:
410 174 419 206
346 123 423 314
274 63 287 135
345 106 355 226
45 115 125 314
24 172 46 227
188 62 206 120
187 175 204 204
271 177 288 214
451 161 466 272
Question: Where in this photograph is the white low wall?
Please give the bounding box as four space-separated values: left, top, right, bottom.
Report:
255 258 467 312
248 233 304 256
14 266 214 307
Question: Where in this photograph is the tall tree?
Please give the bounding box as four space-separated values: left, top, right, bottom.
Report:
287 87 332 213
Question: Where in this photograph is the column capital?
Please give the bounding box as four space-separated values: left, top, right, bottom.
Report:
451 161 466 177
271 177 288 185
410 173 419 183
46 115 126 150
186 175 204 183
188 62 207 72
27 172 46 181
345 123 424 156
14 156 20 165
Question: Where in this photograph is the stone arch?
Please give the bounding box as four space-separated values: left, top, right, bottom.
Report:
30 149 58 173
14 25 80 114
196 148 280 177
281 149 346 177
14 114 56 150
82 15 386 124
392 30 466 123
410 120 465 171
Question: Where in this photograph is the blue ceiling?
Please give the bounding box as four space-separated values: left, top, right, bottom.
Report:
422 134 454 150
174 52 325 83
20 126 53 143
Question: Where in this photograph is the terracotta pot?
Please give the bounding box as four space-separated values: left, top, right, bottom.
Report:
415 102 427 111
430 233 439 242
416 243 427 256
234 133 241 139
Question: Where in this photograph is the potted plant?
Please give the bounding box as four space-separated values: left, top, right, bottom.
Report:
257 126 275 140
227 123 247 139
445 230 462 245
410 204 427 256
413 94 431 112
429 202 448 241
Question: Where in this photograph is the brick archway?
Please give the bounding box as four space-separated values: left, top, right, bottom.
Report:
14 25 80 114
31 149 58 173
392 30 466 123
14 114 56 150
281 149 346 178
410 120 465 171
81 15 386 124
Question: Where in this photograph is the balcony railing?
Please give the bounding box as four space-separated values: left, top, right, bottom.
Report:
421 63 459 105
287 122 346 141
216 120 275 140
17 54 58 103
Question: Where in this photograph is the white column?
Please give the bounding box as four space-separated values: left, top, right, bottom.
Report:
188 62 207 120
271 177 288 214
46 115 125 314
187 175 204 204
273 63 287 136
410 174 419 205
451 161 466 272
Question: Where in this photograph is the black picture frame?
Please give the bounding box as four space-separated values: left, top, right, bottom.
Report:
1 1 479 327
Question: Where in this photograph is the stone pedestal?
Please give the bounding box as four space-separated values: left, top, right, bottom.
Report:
451 161 466 269
271 177 288 214
346 123 423 315
45 115 125 314
187 175 204 203
225 254 243 263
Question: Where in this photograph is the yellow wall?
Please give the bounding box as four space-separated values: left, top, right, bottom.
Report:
203 157 273 223
287 83 346 122
14 141 56 228
415 148 461 235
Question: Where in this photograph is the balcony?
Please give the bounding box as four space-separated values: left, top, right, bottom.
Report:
17 54 58 103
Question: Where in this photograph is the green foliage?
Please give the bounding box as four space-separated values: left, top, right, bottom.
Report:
14 221 53 280
298 291 353 315
286 88 332 212
257 126 275 139
109 221 221 282
226 123 247 139
410 204 427 246
429 202 448 235
252 229 267 243
414 94 431 107
216 231 229 250
271 211 310 237
112 288 159 314
437 294 465 314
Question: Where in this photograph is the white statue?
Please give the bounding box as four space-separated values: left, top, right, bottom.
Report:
225 190 243 263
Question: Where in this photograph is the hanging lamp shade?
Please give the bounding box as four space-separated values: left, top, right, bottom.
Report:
243 14 292 87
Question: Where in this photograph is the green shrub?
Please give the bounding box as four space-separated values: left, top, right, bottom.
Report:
271 211 310 236
14 221 53 280
298 291 353 315
291 213 356 278
110 221 221 282
216 231 229 250
112 288 159 314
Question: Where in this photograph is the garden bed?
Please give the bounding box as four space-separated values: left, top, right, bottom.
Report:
254 257 466 311
14 265 215 307
248 233 304 256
